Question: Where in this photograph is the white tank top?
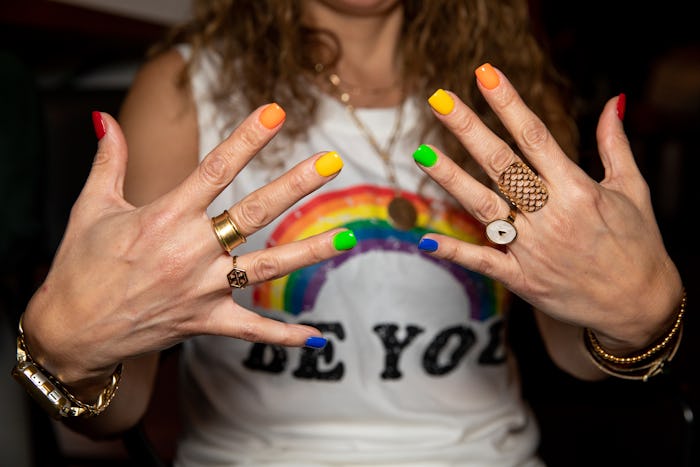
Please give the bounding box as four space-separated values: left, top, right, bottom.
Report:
173 44 543 467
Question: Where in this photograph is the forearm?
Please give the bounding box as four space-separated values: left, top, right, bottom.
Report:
533 310 605 381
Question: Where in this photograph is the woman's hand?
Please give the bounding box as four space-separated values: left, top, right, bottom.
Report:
21 105 352 392
415 64 683 357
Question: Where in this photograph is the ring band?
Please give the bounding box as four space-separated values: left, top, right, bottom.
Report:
497 161 548 213
486 208 518 245
212 210 247 253
227 256 248 289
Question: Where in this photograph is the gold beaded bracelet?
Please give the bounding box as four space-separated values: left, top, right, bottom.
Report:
583 288 687 382
11 315 122 419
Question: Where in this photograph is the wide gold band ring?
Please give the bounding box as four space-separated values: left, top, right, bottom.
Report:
486 208 518 245
497 161 548 213
211 210 247 253
227 256 248 289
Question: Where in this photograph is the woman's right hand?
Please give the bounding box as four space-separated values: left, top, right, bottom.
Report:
20 105 352 397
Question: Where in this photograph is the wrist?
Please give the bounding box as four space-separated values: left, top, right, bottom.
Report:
13 313 123 418
591 279 684 354
583 286 686 381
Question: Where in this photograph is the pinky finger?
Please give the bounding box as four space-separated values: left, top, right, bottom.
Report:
208 299 330 348
203 228 357 347
418 233 518 289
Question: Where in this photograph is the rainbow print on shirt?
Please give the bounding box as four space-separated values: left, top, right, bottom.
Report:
253 185 507 322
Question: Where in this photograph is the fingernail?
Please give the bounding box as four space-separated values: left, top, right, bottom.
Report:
616 93 626 121
305 336 327 349
413 144 437 167
92 111 106 140
428 89 454 115
418 238 438 252
475 63 500 90
333 230 357 251
315 151 344 176
260 103 286 129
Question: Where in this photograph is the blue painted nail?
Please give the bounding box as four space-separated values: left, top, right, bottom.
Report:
418 238 438 252
304 336 327 349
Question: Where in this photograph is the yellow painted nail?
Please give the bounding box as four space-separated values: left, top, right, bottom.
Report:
314 151 343 176
259 103 286 129
475 63 500 90
428 89 454 115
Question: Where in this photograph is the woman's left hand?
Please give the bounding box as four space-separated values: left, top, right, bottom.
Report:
415 64 683 355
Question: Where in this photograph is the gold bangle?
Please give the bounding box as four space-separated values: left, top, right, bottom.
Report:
11 315 122 418
584 323 683 381
583 288 687 381
584 288 686 364
585 289 686 364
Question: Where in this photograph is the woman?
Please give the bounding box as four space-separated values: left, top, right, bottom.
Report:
16 1 684 465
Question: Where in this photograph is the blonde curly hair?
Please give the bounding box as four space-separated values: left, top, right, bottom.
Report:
155 0 578 180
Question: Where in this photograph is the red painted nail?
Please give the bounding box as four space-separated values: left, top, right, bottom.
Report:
616 93 626 121
92 111 106 140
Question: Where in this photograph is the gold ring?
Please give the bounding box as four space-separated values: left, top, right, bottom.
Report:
212 210 246 253
227 256 248 289
497 161 548 213
485 208 518 245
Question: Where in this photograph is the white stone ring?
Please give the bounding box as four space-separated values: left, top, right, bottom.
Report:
486 208 518 245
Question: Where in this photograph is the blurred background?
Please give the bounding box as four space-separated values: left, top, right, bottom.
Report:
1 1 698 466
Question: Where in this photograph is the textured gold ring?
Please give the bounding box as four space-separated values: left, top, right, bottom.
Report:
485 208 518 245
227 256 248 289
212 210 247 253
497 161 548 213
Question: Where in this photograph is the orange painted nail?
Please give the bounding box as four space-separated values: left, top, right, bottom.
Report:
475 63 500 90
259 103 286 129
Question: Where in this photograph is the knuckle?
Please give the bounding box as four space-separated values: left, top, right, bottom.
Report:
252 255 284 282
284 169 310 198
520 119 549 151
473 193 504 223
450 110 480 136
435 165 462 190
237 195 271 230
232 125 262 154
475 255 497 278
199 152 229 187
237 320 262 343
487 144 515 175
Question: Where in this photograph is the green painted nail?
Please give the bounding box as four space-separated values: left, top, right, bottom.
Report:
413 144 437 167
333 230 357 251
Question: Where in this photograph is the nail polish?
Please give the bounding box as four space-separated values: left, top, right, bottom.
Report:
413 144 438 167
305 336 327 349
418 238 438 252
428 89 455 115
315 151 344 176
333 230 357 251
260 103 286 129
92 111 106 140
475 63 500 90
616 93 626 121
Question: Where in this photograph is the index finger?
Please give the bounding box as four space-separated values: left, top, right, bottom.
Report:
170 103 287 212
472 63 578 180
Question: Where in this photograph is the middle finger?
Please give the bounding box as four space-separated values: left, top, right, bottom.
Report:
215 151 344 253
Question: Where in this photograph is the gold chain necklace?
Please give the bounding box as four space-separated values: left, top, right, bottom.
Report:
326 72 418 230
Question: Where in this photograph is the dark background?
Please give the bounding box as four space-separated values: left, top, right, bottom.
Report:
1 1 698 466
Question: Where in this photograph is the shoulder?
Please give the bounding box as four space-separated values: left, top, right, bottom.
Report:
120 48 199 205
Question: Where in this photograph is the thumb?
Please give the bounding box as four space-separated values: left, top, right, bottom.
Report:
596 94 644 190
77 111 130 208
